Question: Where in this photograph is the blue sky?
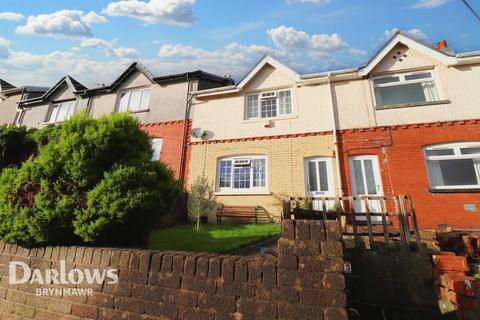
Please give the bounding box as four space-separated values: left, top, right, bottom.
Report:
0 0 479 87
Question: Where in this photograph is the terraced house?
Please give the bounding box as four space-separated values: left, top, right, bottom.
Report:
189 55 340 222
15 62 232 181
190 33 480 229
0 79 47 125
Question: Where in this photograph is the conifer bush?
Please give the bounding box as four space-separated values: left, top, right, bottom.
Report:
0 113 181 247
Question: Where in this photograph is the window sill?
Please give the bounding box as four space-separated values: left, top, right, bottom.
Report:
214 191 271 196
376 99 451 110
42 120 64 125
242 115 297 124
129 109 150 114
429 188 480 193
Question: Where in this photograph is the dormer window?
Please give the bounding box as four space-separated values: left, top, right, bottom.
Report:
245 89 292 120
118 88 150 113
47 100 76 123
373 71 440 108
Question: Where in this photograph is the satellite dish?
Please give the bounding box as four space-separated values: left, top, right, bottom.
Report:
191 127 205 138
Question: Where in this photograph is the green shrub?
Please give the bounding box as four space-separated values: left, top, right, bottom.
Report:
0 125 37 169
0 113 181 247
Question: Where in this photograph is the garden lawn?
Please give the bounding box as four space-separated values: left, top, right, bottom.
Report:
149 224 281 253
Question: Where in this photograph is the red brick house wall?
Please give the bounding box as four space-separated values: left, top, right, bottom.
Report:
338 119 480 230
141 120 191 183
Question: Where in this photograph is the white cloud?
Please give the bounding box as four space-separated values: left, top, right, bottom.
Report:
79 38 139 59
102 0 196 26
0 12 25 21
348 48 368 57
0 47 131 87
266 26 364 64
155 26 366 80
411 0 449 9
267 26 310 49
15 10 107 38
311 33 348 51
157 42 289 79
383 28 428 41
0 23 368 88
0 36 10 58
12 10 137 61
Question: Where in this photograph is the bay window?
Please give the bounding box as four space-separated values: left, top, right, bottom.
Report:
118 88 150 113
373 71 440 108
245 89 292 120
47 100 76 123
217 156 267 193
424 142 480 190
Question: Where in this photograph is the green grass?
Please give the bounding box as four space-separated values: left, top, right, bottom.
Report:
148 223 281 253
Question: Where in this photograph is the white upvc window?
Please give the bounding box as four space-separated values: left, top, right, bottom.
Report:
47 100 76 123
118 88 151 113
217 155 267 193
245 89 292 120
151 138 163 161
424 142 480 190
373 71 440 108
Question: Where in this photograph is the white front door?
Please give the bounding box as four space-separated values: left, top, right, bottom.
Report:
348 155 384 221
305 157 335 211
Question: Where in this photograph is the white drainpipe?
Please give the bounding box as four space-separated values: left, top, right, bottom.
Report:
327 73 344 196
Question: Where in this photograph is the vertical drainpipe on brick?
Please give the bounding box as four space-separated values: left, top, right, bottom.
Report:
179 74 193 184
327 73 344 197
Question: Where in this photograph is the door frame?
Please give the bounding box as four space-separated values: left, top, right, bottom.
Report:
348 155 384 197
304 156 335 197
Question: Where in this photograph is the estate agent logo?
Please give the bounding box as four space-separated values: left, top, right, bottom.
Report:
9 260 118 296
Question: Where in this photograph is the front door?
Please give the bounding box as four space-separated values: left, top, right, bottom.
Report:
305 157 335 211
348 155 384 221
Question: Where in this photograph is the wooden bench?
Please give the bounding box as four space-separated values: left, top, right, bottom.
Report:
216 205 259 224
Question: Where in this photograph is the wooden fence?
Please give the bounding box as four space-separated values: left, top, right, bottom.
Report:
282 195 421 248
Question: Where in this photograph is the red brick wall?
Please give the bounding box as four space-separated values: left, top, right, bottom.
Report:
141 120 191 182
338 120 480 229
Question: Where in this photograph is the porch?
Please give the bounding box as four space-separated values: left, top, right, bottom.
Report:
282 195 422 248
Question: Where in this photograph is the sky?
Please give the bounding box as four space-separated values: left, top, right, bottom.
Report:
0 0 479 87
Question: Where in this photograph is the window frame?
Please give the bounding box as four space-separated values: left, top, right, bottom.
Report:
244 89 293 121
216 155 268 194
151 138 163 161
371 70 441 109
46 99 77 123
304 157 335 196
116 87 151 113
424 142 480 190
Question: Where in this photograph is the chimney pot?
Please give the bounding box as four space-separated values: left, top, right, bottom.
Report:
435 40 448 50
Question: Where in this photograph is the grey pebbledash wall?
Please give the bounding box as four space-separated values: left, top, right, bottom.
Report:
0 220 347 320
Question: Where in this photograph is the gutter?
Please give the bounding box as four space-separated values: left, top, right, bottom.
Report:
327 73 344 197
192 85 238 97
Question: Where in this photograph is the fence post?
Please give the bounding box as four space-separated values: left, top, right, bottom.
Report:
399 195 411 243
364 197 375 249
394 196 406 242
407 196 421 242
283 197 291 220
349 196 359 242
379 197 389 244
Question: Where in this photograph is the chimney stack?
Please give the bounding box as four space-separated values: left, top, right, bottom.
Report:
435 40 448 50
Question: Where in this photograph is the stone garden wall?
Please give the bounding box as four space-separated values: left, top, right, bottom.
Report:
0 220 346 320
